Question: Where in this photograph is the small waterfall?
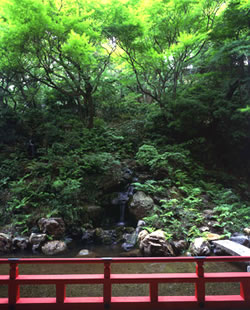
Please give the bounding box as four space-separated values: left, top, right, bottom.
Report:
118 201 126 225
116 179 136 226
122 220 145 251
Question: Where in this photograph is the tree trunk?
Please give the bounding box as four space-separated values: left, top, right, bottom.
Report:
85 81 94 129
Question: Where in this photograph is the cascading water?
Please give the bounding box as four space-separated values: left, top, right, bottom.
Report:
122 220 145 251
116 181 136 226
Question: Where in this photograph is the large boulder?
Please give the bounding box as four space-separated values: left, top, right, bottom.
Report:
0 233 12 252
41 240 67 256
230 235 250 248
38 218 65 238
189 237 211 256
12 237 29 251
29 233 47 253
129 191 154 220
139 230 175 257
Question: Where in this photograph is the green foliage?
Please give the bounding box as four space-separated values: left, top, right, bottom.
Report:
212 189 250 234
144 192 203 241
0 0 249 241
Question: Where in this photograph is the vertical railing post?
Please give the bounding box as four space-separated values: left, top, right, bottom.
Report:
240 280 250 302
103 258 112 309
8 258 20 309
150 282 158 303
56 284 66 304
195 257 205 308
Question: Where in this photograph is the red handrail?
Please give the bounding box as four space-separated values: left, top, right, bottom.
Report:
0 256 250 310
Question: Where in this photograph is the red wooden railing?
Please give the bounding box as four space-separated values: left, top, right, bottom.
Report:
0 256 250 310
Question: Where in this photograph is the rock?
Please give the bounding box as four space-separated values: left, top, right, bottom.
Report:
230 235 250 248
204 233 222 241
244 228 250 236
29 233 47 253
207 221 223 233
64 237 73 245
82 229 95 244
137 220 146 227
173 240 189 255
138 230 149 244
199 226 210 233
12 237 29 251
189 237 211 256
41 240 67 256
129 191 154 220
0 233 12 252
77 249 96 258
213 245 226 256
139 230 175 257
38 218 65 238
122 168 133 181
93 228 116 245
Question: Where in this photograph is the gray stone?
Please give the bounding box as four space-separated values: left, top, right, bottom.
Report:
38 218 65 238
29 233 47 245
82 229 95 244
129 191 154 220
12 237 28 251
138 230 149 245
29 233 47 253
213 240 250 257
77 249 96 258
0 233 12 252
173 240 189 255
137 220 146 227
230 235 250 248
244 228 250 236
189 237 211 256
41 240 67 256
94 228 116 245
139 230 174 257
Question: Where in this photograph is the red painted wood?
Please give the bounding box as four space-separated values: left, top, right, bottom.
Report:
56 284 65 303
103 260 111 305
195 260 205 305
150 282 158 302
240 280 250 301
0 256 250 309
16 274 104 284
0 275 9 283
110 273 197 283
8 261 20 305
205 272 250 281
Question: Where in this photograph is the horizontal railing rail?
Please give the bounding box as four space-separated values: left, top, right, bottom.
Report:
0 256 249 310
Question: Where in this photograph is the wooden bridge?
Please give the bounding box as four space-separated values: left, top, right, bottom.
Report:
0 256 250 310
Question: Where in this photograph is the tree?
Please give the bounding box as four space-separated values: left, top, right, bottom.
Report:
0 0 115 128
105 0 226 110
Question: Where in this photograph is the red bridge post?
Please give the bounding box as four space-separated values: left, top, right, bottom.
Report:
150 282 158 303
103 258 112 308
195 257 205 307
8 258 20 308
240 280 250 302
56 283 66 304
